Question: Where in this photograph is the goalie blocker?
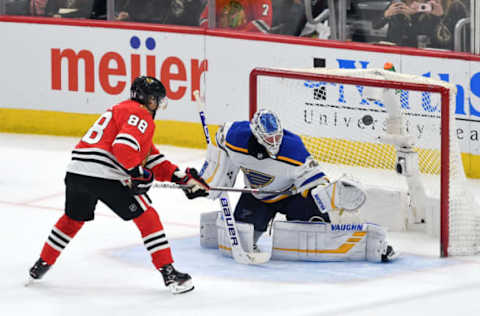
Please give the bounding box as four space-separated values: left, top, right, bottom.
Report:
200 211 398 263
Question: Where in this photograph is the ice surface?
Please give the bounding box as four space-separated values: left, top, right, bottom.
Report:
1 133 480 316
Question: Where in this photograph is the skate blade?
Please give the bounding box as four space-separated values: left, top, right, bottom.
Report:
24 276 35 287
169 279 194 295
388 250 400 261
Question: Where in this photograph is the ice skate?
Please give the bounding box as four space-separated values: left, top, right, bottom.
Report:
26 258 51 286
159 264 194 294
382 245 399 263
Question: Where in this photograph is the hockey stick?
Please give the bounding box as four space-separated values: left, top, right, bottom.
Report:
193 90 270 265
154 182 293 196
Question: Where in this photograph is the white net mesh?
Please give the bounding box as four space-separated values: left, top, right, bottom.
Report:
252 67 480 256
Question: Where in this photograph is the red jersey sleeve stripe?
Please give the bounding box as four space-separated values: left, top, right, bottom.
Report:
144 154 166 169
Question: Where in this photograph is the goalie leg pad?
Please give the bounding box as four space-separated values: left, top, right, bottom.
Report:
216 216 254 257
311 175 367 213
271 221 369 262
200 211 220 249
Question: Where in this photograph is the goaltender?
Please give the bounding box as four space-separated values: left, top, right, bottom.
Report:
200 109 398 263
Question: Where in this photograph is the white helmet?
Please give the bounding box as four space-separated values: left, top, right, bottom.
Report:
250 109 283 157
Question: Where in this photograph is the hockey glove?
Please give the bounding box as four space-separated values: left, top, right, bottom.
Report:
128 166 154 195
172 168 210 199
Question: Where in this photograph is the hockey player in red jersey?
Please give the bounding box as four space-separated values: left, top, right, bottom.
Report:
199 0 272 33
28 76 209 294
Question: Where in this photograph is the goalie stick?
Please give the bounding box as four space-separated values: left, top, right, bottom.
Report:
154 182 294 196
193 90 270 265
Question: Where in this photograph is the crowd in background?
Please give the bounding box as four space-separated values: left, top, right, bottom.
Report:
372 0 470 50
3 0 472 52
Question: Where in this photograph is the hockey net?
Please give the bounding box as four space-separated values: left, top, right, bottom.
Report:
249 67 480 257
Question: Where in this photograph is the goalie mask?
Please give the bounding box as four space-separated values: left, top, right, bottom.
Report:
130 76 168 118
250 109 284 157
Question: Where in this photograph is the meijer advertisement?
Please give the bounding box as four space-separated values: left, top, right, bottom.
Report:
0 18 479 176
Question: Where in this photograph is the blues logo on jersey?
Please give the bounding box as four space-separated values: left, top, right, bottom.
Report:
240 167 274 188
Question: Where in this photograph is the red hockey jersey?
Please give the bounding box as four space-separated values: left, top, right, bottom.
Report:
67 100 178 182
199 0 272 33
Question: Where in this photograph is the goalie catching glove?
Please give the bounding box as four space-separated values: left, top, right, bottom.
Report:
310 175 367 213
172 168 210 199
128 166 154 195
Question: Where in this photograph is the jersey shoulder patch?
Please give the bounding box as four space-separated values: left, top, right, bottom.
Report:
275 130 310 166
225 121 251 154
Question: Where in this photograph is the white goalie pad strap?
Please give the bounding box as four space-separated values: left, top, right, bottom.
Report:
216 216 254 257
200 211 220 249
201 143 239 200
311 175 367 213
365 223 389 262
271 221 368 262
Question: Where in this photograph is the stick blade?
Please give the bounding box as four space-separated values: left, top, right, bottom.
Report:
248 252 271 265
233 250 271 265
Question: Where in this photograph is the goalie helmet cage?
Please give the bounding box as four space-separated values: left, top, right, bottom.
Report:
249 67 479 257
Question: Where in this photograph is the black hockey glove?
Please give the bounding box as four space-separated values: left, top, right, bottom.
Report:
128 166 154 195
172 168 210 199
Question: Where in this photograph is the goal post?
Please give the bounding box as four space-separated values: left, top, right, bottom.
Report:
249 67 479 257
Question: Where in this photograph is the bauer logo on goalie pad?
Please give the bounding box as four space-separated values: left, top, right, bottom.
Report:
330 224 364 231
220 197 239 246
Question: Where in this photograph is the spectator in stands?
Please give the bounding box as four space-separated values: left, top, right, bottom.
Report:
3 0 28 16
44 0 95 18
373 0 445 48
170 0 206 26
296 0 329 38
89 0 106 19
433 0 469 49
199 0 272 33
268 0 302 35
29 0 48 15
269 0 328 37
116 0 205 26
